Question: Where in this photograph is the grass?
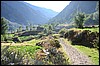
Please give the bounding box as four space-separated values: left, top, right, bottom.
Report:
1 45 42 65
73 45 99 65
19 35 34 41
1 45 42 59
62 38 99 65
7 33 15 37
8 45 42 54
70 27 99 32
26 39 41 46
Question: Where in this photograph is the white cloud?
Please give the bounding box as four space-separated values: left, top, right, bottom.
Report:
24 1 71 12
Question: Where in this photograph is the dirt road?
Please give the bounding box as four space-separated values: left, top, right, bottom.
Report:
58 38 93 65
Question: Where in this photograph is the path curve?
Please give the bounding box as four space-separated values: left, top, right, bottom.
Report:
58 38 93 65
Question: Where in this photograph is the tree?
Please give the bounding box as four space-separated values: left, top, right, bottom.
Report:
1 17 8 35
29 24 33 31
26 26 28 31
19 25 22 32
48 24 53 30
93 1 99 24
74 12 86 28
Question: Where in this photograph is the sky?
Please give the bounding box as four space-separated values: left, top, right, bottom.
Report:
24 1 71 12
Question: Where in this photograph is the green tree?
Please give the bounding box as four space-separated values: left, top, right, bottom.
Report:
26 26 29 31
29 24 33 31
19 25 22 32
74 12 86 28
93 1 99 24
48 24 53 30
1 17 8 35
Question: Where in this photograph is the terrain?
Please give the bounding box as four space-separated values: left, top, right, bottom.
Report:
1 1 58 26
1 1 99 65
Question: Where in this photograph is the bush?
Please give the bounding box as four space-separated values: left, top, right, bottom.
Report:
35 47 69 65
59 28 67 34
64 30 99 49
45 47 69 65
50 39 61 48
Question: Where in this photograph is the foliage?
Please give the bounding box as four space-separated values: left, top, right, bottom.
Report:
19 25 22 32
1 17 8 35
1 45 42 65
73 45 99 65
71 27 99 32
74 12 86 28
45 47 69 65
19 35 34 42
26 26 29 31
59 28 68 37
64 29 99 49
35 47 69 65
42 24 54 35
52 34 60 39
1 35 5 41
50 39 61 48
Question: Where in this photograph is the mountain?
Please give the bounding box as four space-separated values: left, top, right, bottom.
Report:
1 1 58 26
23 2 58 19
48 1 98 24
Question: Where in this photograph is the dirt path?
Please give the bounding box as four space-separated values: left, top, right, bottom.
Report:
58 38 93 65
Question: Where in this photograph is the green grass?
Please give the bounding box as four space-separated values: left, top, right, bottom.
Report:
26 39 41 45
73 45 99 65
1 45 42 58
78 28 99 32
8 33 15 37
19 35 34 41
70 27 99 32
8 45 42 54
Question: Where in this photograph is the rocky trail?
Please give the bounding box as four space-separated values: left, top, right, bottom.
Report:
58 38 93 65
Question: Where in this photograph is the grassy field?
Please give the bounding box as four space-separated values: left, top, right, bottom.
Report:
73 45 99 65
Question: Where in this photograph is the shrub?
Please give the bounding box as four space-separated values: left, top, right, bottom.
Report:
35 47 69 65
65 30 99 49
59 28 67 34
45 47 69 65
50 39 61 48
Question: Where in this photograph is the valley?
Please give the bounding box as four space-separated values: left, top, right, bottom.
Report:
1 1 99 65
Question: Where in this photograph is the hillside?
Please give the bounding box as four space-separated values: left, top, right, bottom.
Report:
48 1 97 24
1 1 58 26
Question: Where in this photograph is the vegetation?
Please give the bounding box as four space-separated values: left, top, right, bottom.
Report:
1 1 99 65
59 28 68 37
1 45 42 65
73 45 99 65
50 39 61 48
64 28 99 50
1 17 8 34
74 12 87 28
